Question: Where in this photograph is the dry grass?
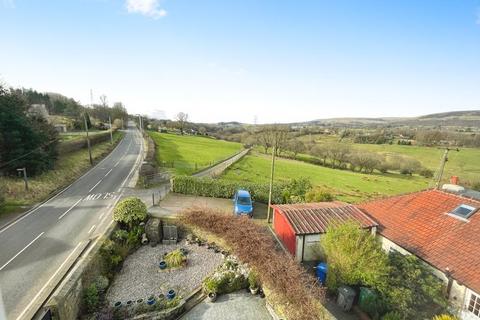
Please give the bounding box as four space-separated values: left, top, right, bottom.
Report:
180 207 327 320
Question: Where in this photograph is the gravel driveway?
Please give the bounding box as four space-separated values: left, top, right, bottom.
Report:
106 241 223 305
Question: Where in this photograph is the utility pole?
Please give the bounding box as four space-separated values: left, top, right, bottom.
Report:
267 145 277 224
84 112 93 165
434 148 459 189
16 168 28 191
108 116 113 144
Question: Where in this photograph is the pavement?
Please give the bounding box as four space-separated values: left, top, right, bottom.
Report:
0 123 143 320
181 291 272 320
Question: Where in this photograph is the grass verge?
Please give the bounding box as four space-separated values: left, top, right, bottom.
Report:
0 131 125 216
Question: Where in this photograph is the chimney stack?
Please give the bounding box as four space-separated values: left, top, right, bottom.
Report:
450 176 459 185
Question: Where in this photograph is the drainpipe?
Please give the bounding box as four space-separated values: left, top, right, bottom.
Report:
301 235 306 263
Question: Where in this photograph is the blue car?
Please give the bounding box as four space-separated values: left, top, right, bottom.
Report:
233 189 254 217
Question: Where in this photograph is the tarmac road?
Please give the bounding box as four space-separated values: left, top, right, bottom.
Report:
0 124 143 320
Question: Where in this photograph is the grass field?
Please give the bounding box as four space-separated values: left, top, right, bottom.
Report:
297 134 480 184
221 152 429 203
148 132 244 175
0 131 125 216
59 130 103 141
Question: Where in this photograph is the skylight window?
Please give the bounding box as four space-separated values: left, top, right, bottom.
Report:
450 204 477 220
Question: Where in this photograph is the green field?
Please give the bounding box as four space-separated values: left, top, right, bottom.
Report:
221 153 429 203
149 132 244 175
298 134 480 184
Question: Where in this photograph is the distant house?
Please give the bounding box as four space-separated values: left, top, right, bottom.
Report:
272 202 377 262
54 124 67 133
359 189 480 320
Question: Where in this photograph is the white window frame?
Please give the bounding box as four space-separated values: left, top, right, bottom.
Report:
464 288 480 320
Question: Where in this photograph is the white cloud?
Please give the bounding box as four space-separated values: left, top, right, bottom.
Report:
126 0 167 19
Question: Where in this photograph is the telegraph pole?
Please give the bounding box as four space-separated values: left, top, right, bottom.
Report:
84 113 93 165
109 115 113 144
267 145 276 223
434 148 459 189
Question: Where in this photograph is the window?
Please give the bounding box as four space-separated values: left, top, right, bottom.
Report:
450 204 477 220
468 292 480 318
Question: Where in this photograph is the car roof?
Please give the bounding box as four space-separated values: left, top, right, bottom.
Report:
237 189 251 197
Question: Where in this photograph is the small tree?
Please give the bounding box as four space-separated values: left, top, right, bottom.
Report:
305 187 334 202
321 221 389 291
175 112 189 135
113 197 147 229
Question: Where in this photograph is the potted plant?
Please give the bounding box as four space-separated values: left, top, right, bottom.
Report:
248 271 259 295
207 291 217 302
126 300 133 307
147 295 156 305
165 249 187 268
114 301 122 308
159 260 167 269
203 277 219 302
166 289 176 300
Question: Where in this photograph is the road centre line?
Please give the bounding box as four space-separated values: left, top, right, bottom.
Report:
15 242 84 320
0 232 45 271
87 225 96 234
58 199 83 220
89 179 103 192
104 168 113 177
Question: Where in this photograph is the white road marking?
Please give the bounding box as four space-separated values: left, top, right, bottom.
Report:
89 179 103 192
0 232 44 271
104 168 113 177
114 161 120 167
15 242 84 320
58 199 82 220
87 225 96 234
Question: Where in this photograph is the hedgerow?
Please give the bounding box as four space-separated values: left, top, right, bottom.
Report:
181 208 327 320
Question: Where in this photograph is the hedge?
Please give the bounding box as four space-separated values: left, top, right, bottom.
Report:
171 176 289 204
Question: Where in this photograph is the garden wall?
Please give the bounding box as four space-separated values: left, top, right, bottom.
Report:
192 148 250 178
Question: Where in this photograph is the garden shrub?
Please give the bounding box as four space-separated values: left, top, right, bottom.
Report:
321 221 389 291
381 251 448 319
202 258 249 294
419 167 434 178
248 271 259 289
382 311 403 320
113 197 147 229
305 187 334 202
165 249 186 268
83 283 99 313
282 177 312 203
182 208 326 320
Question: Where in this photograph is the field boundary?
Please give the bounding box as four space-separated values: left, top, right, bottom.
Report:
192 148 250 178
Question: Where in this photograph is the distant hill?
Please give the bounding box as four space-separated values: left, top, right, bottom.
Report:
303 110 480 128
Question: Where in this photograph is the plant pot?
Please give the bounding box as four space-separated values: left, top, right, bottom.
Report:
126 300 133 307
158 293 165 300
166 289 176 300
114 301 122 308
258 289 265 298
159 260 167 270
180 248 188 256
249 287 259 295
137 298 144 304
207 292 217 302
147 296 156 305
214 247 221 253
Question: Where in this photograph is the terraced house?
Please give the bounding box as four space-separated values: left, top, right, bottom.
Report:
359 188 480 320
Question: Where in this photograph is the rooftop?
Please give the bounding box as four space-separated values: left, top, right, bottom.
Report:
359 189 480 293
272 202 378 235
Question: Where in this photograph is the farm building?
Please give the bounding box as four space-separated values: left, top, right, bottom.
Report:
359 189 480 320
271 202 378 262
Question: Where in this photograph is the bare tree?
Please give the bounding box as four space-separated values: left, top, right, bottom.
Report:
99 94 108 108
286 138 305 157
175 112 189 135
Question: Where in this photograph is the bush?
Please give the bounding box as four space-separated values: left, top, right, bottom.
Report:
282 177 312 203
83 283 99 313
419 168 434 178
382 311 403 320
113 197 147 229
172 176 289 204
321 221 389 291
305 187 334 202
165 249 186 268
248 271 259 289
381 252 448 319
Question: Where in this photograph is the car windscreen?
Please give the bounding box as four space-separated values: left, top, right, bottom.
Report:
237 196 251 205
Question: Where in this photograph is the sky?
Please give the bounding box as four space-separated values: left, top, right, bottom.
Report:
1 0 480 124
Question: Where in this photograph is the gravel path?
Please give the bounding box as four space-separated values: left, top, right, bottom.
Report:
106 241 223 305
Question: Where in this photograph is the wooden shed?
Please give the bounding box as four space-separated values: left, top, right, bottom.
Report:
272 202 377 262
